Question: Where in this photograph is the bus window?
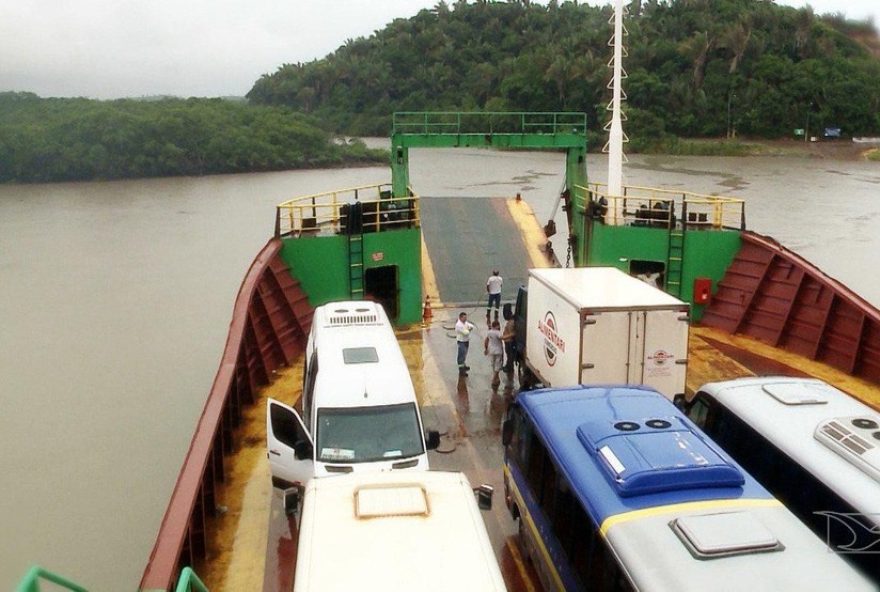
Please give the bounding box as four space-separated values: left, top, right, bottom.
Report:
552 478 576 555
513 408 531 469
570 503 592 588
602 546 635 592
687 394 710 427
540 457 558 519
526 433 546 501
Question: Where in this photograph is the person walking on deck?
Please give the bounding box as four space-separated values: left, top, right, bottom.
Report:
486 270 503 322
455 312 476 376
484 320 504 387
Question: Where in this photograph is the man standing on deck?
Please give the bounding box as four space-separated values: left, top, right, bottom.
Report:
484 320 504 388
486 270 503 323
455 312 476 376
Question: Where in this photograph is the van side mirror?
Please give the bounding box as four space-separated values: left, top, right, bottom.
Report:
425 429 441 451
474 484 494 510
501 419 513 446
294 440 313 460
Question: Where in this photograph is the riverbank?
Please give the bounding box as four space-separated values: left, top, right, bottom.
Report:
646 137 880 161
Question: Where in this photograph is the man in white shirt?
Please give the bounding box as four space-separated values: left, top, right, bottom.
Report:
455 312 476 376
486 270 503 321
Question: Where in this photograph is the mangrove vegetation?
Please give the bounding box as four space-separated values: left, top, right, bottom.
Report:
0 92 385 183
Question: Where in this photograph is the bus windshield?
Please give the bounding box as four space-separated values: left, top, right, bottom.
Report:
316 403 424 463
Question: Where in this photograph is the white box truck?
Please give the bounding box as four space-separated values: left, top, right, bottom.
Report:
515 267 689 400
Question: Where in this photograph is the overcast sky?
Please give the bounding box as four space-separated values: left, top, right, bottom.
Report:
0 0 875 100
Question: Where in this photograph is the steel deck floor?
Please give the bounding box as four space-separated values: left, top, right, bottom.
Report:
420 196 534 307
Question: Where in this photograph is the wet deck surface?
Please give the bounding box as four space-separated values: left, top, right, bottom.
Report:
420 196 534 305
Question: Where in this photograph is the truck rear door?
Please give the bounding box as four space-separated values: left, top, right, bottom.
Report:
639 309 688 399
580 311 630 384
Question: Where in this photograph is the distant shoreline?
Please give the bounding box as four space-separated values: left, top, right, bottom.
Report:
641 137 880 161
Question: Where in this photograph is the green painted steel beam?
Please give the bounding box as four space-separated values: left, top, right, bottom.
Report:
390 111 588 198
16 566 89 592
174 567 209 592
392 133 586 149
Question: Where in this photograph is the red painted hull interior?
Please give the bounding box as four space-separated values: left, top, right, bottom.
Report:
701 231 880 383
139 238 312 592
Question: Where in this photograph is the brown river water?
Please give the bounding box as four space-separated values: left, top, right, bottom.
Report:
1 148 878 590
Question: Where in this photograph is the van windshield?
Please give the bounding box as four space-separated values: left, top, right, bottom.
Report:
316 403 424 463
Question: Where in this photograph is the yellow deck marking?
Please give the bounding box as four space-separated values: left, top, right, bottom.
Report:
506 539 538 592
505 199 552 269
421 234 443 308
691 326 880 410
203 364 303 592
599 498 782 537
685 330 755 396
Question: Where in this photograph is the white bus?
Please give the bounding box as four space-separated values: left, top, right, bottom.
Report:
267 301 439 508
293 471 507 592
688 376 880 582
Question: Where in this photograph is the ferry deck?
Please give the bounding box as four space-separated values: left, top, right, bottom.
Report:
193 195 880 592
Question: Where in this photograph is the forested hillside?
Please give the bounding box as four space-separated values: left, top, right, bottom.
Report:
248 0 880 145
0 93 384 183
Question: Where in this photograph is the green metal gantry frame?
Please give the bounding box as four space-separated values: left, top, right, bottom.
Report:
390 111 588 198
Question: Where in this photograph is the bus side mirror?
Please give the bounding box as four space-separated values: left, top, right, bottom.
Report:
673 393 687 411
294 440 313 460
474 484 494 510
425 429 441 451
502 419 513 446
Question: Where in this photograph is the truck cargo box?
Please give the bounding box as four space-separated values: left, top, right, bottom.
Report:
524 267 689 400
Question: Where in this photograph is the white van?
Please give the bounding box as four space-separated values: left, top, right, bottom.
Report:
294 471 506 592
267 301 439 503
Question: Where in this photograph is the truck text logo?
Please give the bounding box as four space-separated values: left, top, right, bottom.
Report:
538 311 565 366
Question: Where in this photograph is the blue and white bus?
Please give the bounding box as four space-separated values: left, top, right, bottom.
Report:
502 385 874 591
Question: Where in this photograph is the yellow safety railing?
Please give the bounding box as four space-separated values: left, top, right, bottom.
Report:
275 183 420 237
576 183 746 230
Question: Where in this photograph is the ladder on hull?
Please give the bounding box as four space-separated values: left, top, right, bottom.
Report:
667 225 685 298
348 233 364 298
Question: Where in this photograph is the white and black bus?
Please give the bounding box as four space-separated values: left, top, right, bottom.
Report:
688 376 880 582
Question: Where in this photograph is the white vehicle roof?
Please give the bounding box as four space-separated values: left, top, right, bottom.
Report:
607 503 875 591
697 376 880 522
529 267 687 311
294 471 507 592
311 301 416 408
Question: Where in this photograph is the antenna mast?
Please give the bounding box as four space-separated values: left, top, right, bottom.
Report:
603 0 628 225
